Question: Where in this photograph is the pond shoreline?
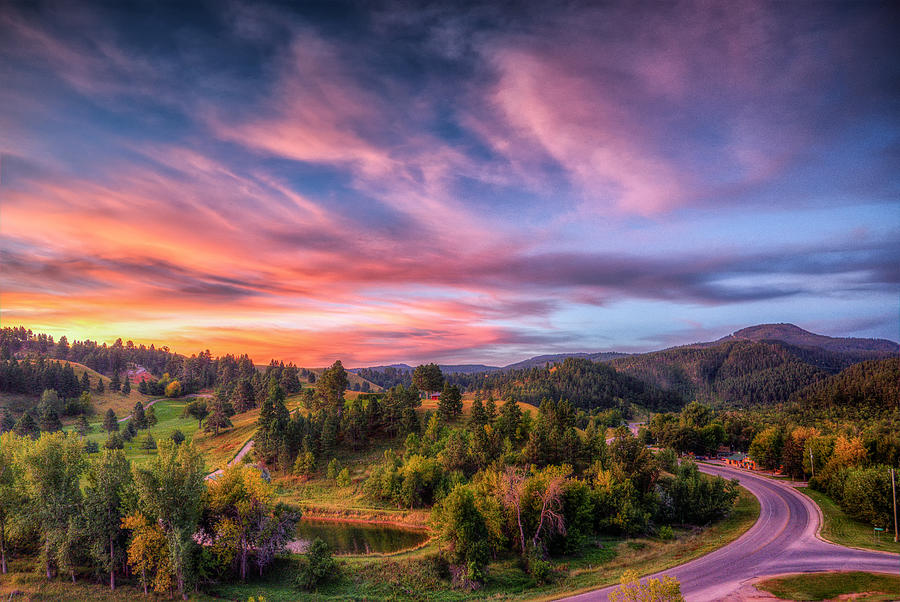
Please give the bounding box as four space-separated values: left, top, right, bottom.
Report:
299 505 430 528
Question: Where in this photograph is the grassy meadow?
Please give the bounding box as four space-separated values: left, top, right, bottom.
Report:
757 572 900 601
799 487 900 554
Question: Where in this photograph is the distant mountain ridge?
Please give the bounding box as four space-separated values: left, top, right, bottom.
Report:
714 323 897 355
349 351 629 375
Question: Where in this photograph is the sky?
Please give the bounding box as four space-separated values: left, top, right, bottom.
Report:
1 0 898 367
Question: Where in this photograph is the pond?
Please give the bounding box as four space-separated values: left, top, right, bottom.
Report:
290 518 429 555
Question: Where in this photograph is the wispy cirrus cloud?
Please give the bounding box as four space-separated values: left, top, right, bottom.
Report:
1 0 897 365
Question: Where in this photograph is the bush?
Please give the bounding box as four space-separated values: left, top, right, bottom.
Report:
528 548 554 584
326 458 340 480
293 451 316 477
296 538 337 591
658 525 675 540
170 429 185 445
611 569 684 601
105 433 124 449
84 439 100 454
336 467 351 487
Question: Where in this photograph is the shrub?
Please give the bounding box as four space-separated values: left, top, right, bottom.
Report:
336 467 351 487
293 451 316 477
326 458 340 480
84 439 100 454
611 569 684 601
105 433 124 450
141 433 157 450
296 538 337 591
170 429 185 445
658 525 675 540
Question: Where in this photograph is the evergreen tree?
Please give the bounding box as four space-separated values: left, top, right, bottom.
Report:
145 405 158 427
132 401 147 430
96 377 105 394
484 395 497 424
469 397 488 429
104 433 124 450
80 371 90 393
39 407 63 432
76 414 91 436
122 420 137 442
110 371 121 392
122 376 131 395
103 409 119 433
14 411 39 439
170 429 185 445
203 401 233 436
412 363 444 397
438 383 463 421
497 398 523 442
314 361 348 412
255 383 290 464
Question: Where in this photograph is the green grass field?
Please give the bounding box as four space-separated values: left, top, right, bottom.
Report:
799 487 900 554
70 396 202 466
757 572 900 601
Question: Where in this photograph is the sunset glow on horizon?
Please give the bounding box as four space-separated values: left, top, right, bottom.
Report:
1 1 898 367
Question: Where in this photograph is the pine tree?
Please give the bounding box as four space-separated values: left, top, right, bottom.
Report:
39 407 63 432
80 371 90 393
96 378 105 394
204 401 233 436
145 405 158 428
110 372 121 392
484 395 497 424
438 383 463 421
132 402 146 430
122 376 131 395
469 398 487 428
76 414 91 436
103 409 119 433
13 411 39 439
122 420 137 442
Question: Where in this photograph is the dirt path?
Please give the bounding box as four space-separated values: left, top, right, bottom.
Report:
205 438 254 480
117 397 164 423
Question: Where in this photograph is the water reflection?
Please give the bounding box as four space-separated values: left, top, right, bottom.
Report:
290 518 428 555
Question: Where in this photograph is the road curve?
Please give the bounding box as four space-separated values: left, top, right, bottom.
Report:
561 462 898 602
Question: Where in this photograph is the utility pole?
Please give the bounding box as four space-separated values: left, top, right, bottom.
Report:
809 448 815 478
892 468 897 543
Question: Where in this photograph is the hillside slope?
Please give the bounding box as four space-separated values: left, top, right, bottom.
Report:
791 357 900 415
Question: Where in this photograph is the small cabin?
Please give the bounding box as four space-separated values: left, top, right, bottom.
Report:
429 392 441 400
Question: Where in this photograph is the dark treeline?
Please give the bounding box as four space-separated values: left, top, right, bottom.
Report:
1 327 309 406
0 358 85 400
445 357 684 413
352 366 412 390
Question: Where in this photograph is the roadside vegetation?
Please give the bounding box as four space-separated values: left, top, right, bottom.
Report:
799 487 900 554
757 572 900 601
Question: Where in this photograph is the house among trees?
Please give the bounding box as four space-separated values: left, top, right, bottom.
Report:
724 452 757 471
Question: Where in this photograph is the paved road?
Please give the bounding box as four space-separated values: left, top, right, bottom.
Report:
562 463 899 601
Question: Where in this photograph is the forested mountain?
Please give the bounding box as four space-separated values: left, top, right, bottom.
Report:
790 357 900 416
714 323 896 358
610 340 840 406
501 351 629 371
449 357 684 412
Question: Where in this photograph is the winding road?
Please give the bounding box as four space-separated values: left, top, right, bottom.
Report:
562 462 898 601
